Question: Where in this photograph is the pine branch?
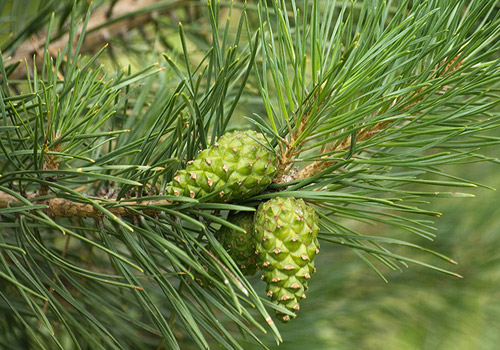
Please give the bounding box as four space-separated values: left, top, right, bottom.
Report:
0 190 174 218
1 0 500 348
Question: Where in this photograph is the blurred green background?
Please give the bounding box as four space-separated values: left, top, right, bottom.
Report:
2 1 500 349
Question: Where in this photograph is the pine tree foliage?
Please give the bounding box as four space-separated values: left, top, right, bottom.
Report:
0 0 499 349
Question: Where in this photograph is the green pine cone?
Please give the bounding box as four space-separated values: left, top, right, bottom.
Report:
167 130 277 202
255 197 320 322
216 212 258 276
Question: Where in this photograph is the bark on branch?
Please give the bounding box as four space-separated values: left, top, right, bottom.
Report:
0 191 171 218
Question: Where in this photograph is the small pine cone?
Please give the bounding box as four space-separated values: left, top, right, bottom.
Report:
216 211 259 276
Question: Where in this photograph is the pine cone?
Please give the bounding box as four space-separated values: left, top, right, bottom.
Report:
255 197 319 322
216 211 258 276
167 130 277 202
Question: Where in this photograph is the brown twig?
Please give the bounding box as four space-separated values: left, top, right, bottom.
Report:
403 54 465 110
298 121 389 179
0 191 171 218
5 0 179 79
297 53 465 180
274 83 327 183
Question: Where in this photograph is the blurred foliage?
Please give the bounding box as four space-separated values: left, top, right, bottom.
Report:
1 0 500 349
